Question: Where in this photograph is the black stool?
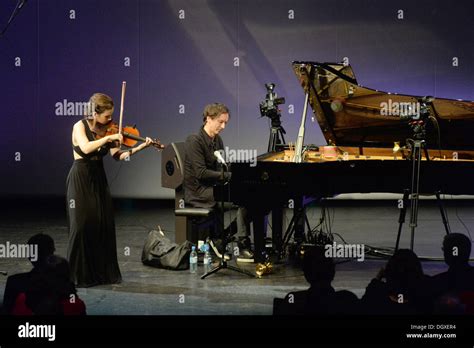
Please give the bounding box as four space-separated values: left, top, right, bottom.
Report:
174 207 215 245
162 142 219 244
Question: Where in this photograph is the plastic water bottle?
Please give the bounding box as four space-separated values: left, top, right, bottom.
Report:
189 246 198 274
203 243 212 274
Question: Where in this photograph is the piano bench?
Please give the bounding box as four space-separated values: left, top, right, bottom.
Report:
174 208 216 245
175 208 214 217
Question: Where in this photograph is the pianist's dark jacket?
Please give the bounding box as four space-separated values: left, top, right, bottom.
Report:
184 126 231 208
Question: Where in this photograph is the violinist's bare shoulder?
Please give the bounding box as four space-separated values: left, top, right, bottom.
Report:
72 119 85 137
73 119 85 130
72 119 92 150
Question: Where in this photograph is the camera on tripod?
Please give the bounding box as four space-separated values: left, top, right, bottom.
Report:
401 96 434 140
259 83 287 152
399 96 433 121
259 83 285 121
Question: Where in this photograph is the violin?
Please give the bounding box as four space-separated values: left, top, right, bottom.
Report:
93 121 164 149
92 81 165 150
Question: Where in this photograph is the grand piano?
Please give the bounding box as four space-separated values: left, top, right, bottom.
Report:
227 62 474 262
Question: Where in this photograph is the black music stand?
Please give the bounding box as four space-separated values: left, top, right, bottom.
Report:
394 101 450 251
201 162 255 279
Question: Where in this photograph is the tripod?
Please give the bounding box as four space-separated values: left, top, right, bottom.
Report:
201 163 255 279
267 119 286 153
394 138 451 251
282 205 311 250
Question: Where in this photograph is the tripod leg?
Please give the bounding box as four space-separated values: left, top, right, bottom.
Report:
282 212 297 247
279 129 286 146
423 147 430 160
303 210 312 243
201 260 255 279
283 200 308 246
435 191 451 235
201 264 224 279
268 130 276 153
409 141 423 250
395 189 410 250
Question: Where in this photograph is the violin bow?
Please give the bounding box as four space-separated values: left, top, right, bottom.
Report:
117 80 164 150
118 81 126 136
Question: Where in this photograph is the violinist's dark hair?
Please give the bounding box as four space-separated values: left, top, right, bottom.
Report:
84 93 114 119
202 103 230 125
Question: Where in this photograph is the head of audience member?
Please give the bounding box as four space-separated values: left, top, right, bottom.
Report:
27 233 55 269
384 249 423 291
442 233 471 268
25 255 76 315
333 290 360 314
46 255 76 296
202 103 230 138
433 292 466 315
303 246 335 287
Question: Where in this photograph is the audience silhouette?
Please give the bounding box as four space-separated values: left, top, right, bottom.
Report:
3 232 472 316
274 246 359 315
2 233 86 315
431 233 474 297
3 233 56 314
361 249 432 315
430 233 474 314
12 255 86 315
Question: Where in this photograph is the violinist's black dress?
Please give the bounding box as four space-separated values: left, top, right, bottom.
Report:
66 119 122 287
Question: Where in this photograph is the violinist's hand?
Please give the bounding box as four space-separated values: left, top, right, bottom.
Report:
144 137 153 148
108 133 123 144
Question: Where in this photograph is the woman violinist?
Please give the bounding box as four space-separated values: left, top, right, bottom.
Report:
66 92 154 287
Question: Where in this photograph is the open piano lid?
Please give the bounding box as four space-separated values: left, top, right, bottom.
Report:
292 61 474 150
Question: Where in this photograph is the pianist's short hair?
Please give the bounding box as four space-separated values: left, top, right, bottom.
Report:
202 103 230 124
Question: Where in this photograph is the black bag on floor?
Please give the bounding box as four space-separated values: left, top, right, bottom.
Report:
141 230 192 270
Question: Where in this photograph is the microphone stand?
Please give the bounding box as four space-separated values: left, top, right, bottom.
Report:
201 160 254 279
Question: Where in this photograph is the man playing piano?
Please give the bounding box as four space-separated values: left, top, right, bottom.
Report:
183 103 254 263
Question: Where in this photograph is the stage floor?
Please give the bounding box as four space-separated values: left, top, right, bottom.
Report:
1 197 473 315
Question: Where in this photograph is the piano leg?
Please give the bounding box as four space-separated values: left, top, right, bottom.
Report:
253 211 266 263
395 189 410 251
272 206 283 259
294 198 305 243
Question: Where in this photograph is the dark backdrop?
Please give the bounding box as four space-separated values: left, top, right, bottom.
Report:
1 0 472 198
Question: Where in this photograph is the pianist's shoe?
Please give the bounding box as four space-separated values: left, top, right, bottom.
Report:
236 249 254 263
236 237 254 263
209 238 231 261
